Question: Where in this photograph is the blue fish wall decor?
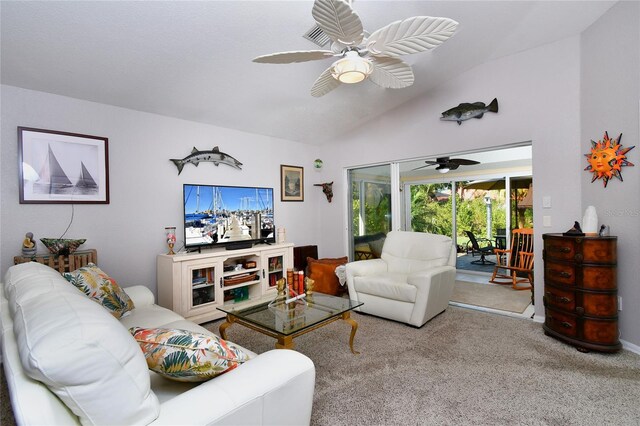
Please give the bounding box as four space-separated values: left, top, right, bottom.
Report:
170 146 243 175
440 98 498 125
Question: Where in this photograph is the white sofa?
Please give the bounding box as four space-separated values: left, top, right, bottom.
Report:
1 262 315 425
345 231 457 327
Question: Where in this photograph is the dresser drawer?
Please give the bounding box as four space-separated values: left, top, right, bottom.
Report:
581 239 617 263
543 237 575 261
583 318 619 345
544 286 575 311
545 308 577 337
544 260 575 286
582 292 618 316
582 265 617 290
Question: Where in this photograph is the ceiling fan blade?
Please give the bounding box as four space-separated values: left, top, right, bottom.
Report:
366 16 459 57
449 158 480 165
310 66 341 97
312 0 364 46
411 164 436 171
369 57 414 89
253 50 336 64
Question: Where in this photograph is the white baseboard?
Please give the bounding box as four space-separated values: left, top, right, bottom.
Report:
621 339 640 355
532 314 545 323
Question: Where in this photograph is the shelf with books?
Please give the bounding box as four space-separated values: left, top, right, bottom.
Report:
191 267 215 287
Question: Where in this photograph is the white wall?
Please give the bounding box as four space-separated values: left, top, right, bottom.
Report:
318 37 584 322
580 2 640 345
0 86 323 293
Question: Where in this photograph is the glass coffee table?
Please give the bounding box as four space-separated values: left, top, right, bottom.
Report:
217 293 363 354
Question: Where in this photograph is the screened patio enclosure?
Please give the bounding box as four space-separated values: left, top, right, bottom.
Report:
347 145 532 273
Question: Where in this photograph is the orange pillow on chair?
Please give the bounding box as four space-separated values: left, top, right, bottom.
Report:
307 257 348 296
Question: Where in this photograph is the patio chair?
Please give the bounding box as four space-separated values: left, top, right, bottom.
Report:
490 228 534 290
464 231 495 265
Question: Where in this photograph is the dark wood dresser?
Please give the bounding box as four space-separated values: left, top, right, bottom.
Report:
542 234 620 352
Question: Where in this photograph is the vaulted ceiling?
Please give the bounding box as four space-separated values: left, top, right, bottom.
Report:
1 1 615 144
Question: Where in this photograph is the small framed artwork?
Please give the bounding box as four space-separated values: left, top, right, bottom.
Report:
280 164 304 202
18 127 110 204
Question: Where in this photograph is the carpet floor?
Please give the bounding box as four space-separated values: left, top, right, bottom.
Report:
452 280 531 313
206 306 640 425
3 306 639 425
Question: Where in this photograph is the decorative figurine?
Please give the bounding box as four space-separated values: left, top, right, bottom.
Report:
22 232 36 256
165 227 176 255
276 277 286 297
563 221 584 236
304 277 314 294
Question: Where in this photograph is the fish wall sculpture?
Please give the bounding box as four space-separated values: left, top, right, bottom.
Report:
440 98 498 125
170 146 243 175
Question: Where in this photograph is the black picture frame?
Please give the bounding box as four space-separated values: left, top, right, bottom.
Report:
18 127 110 204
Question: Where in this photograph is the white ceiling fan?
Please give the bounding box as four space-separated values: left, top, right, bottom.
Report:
253 0 458 97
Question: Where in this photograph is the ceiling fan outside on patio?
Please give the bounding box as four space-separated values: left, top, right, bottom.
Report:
252 0 458 97
413 157 480 173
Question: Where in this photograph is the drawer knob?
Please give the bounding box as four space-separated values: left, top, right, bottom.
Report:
552 246 571 253
545 292 572 304
557 271 571 278
561 321 573 329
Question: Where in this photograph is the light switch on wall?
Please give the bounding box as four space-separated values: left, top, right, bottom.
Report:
543 216 551 227
543 196 551 208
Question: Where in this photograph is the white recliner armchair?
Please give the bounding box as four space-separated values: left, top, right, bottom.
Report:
345 231 457 327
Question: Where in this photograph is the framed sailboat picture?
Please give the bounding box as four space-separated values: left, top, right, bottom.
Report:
18 127 109 204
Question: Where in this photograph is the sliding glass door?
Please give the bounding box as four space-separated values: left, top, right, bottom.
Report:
348 165 392 260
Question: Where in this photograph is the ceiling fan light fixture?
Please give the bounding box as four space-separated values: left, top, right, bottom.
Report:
331 51 372 84
436 165 450 174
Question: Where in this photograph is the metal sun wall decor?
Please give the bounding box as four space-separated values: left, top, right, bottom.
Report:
584 132 634 187
170 146 242 175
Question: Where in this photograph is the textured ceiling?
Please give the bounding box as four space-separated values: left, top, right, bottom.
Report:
1 1 615 144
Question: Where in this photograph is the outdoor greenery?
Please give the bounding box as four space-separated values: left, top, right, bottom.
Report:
351 181 391 236
410 183 509 247
351 180 533 249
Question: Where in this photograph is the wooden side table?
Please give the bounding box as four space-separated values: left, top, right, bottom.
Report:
14 249 97 274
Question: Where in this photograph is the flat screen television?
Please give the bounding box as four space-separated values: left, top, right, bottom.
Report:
183 184 275 250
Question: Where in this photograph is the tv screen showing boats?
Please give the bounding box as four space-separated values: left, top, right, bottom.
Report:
183 184 275 250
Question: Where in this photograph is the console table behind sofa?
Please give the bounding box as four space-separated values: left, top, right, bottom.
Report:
14 249 97 274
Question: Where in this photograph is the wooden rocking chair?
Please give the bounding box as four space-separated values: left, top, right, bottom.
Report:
490 228 533 290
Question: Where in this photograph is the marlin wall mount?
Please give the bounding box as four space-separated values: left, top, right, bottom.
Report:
170 146 243 175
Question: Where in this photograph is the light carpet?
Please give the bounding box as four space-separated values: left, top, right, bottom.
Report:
452 280 531 313
206 307 640 425
3 307 639 425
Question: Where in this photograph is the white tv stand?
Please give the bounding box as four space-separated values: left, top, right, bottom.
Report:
157 242 293 324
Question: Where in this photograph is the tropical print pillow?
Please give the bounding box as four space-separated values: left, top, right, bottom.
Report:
63 263 135 319
129 327 252 382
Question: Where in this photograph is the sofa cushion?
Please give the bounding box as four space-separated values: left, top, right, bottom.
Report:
63 263 135 318
9 263 159 425
307 257 348 296
354 273 417 303
130 327 252 382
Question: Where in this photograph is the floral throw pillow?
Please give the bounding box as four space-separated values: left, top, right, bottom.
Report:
129 327 252 382
63 263 134 319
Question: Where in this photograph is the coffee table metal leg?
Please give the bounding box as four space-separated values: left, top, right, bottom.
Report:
219 315 235 340
342 312 360 355
276 335 294 350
